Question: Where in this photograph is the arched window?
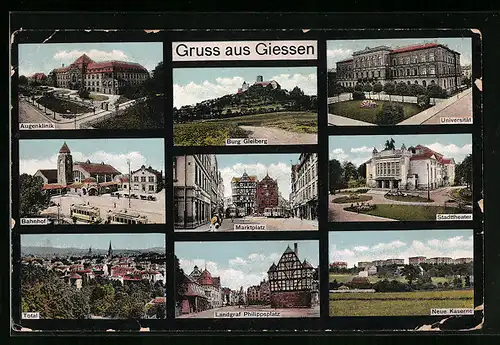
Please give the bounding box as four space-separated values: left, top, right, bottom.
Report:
431 80 435 85
407 81 411 85
422 80 427 87
444 80 447 88
414 80 418 84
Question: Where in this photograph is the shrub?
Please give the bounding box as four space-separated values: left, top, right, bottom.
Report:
376 102 404 125
373 279 410 292
417 94 430 109
78 89 90 99
352 91 366 100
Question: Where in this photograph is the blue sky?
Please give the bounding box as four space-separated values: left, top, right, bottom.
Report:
329 229 474 267
18 42 163 77
329 134 472 167
173 66 317 107
19 138 165 176
327 37 472 67
176 240 319 290
215 153 300 199
21 233 166 250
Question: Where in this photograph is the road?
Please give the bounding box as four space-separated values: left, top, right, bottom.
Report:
328 186 464 222
177 304 320 318
176 216 318 232
239 126 317 145
40 190 166 224
19 101 53 123
421 90 473 125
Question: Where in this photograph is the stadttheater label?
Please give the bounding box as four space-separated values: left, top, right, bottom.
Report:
173 41 317 61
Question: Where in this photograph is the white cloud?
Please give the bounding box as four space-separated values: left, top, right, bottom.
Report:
351 146 374 154
19 150 160 177
248 253 266 262
327 48 354 65
424 142 472 163
329 148 349 162
229 257 248 266
220 161 291 200
53 49 129 62
173 73 317 108
330 234 473 267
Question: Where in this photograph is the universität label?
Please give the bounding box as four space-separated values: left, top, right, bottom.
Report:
19 123 56 130
173 41 317 62
440 117 473 124
226 138 269 146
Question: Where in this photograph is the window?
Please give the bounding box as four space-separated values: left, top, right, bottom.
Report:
429 65 436 75
133 176 139 182
429 53 435 61
148 176 155 183
148 185 155 191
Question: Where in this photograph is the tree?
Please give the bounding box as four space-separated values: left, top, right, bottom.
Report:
373 82 383 100
357 163 367 180
417 94 430 109
328 159 345 193
383 82 396 102
376 103 404 125
427 84 446 104
19 75 29 85
384 138 396 150
402 265 421 287
395 82 409 103
354 83 363 92
174 255 186 308
362 83 373 98
342 161 359 183
19 174 51 218
333 83 344 103
454 154 472 188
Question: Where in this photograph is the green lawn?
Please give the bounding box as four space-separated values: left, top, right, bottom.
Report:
347 204 464 221
453 188 473 202
329 290 474 316
328 100 421 124
174 111 317 146
332 195 373 204
89 94 109 101
37 96 92 114
385 195 434 203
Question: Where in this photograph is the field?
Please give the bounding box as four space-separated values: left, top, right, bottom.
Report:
329 290 474 316
384 195 434 203
347 204 464 221
174 112 317 146
328 100 421 124
330 274 452 285
332 195 373 204
36 96 93 114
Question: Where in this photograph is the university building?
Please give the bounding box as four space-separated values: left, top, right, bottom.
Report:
47 54 149 95
255 173 279 215
365 144 455 190
231 172 257 216
267 243 319 308
290 153 318 220
173 155 224 229
335 42 463 92
34 142 121 196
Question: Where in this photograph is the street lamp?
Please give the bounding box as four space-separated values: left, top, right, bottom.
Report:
127 159 131 208
427 163 430 201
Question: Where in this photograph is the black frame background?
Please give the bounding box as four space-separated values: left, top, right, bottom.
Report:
8 12 494 336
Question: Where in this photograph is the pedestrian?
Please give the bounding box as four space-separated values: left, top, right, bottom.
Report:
114 202 116 208
209 214 217 232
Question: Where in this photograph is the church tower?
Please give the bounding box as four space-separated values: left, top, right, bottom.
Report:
57 141 73 186
107 241 113 258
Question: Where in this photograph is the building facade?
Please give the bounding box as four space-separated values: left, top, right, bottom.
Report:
291 153 318 220
267 243 319 308
130 165 164 194
365 144 455 190
255 173 279 215
34 142 121 196
231 172 257 216
47 54 149 95
335 42 463 92
179 265 223 313
461 64 472 79
246 279 271 305
173 155 222 229
329 261 348 269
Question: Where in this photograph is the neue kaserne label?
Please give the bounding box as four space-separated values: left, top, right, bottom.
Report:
430 308 474 316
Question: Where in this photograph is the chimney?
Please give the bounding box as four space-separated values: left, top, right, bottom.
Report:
294 243 298 256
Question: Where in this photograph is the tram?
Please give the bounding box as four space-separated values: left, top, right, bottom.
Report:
70 204 102 223
106 209 148 224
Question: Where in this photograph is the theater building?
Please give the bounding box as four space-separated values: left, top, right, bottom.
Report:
34 142 121 196
290 153 318 220
267 243 319 308
335 42 463 92
256 173 279 215
48 54 149 95
365 144 455 190
130 165 164 194
231 172 257 216
173 155 223 229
